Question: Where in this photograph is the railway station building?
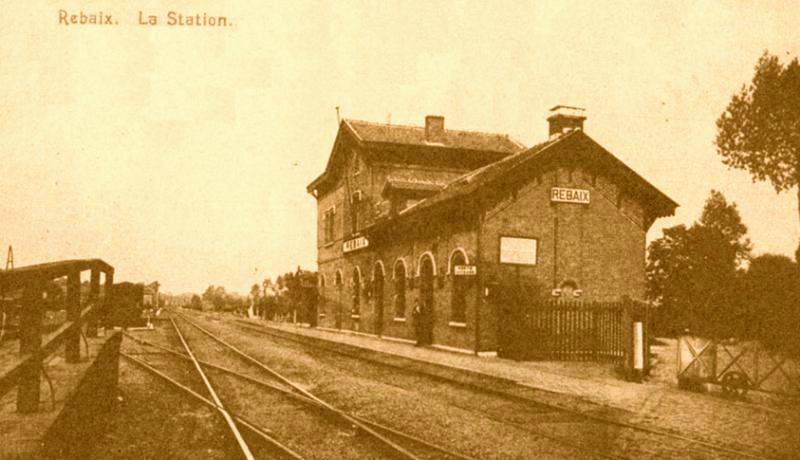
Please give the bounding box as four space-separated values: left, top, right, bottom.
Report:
307 107 677 356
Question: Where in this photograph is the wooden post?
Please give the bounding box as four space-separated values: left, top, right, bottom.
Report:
103 270 114 330
86 269 101 337
66 271 81 363
18 283 43 413
643 302 651 375
622 297 633 379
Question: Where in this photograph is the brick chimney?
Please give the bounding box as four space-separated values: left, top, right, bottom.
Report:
425 115 445 142
547 105 586 138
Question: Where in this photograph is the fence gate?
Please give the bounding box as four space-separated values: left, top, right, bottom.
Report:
678 336 800 398
498 298 647 371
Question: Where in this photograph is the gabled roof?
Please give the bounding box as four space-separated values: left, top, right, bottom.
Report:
380 129 677 226
345 119 524 154
307 119 525 195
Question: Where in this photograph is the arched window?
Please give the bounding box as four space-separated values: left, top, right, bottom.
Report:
393 260 406 318
447 248 470 274
450 251 467 323
352 267 361 315
335 270 343 288
319 274 326 288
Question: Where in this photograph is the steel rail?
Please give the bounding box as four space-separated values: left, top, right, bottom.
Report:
209 368 478 460
121 352 305 460
231 318 766 460
122 331 476 460
169 317 255 460
200 334 623 460
175 312 423 460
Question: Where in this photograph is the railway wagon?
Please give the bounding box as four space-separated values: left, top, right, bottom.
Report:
108 282 149 328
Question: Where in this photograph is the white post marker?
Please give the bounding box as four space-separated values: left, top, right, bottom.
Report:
633 321 644 371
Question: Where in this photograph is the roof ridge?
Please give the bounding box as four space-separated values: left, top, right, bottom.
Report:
344 118 516 139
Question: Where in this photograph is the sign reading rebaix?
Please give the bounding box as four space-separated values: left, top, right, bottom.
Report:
453 265 477 276
343 236 369 253
551 187 590 204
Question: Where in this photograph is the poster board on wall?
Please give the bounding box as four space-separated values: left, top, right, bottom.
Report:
499 237 538 265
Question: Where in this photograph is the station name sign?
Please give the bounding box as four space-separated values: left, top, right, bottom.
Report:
453 265 477 276
551 187 590 204
343 236 369 253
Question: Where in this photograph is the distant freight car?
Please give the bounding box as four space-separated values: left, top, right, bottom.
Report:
108 282 149 328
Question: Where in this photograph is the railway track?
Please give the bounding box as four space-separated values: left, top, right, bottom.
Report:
122 311 477 459
199 314 769 460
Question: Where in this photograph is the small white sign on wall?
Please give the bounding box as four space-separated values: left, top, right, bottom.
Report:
499 237 538 265
453 265 477 276
343 236 369 253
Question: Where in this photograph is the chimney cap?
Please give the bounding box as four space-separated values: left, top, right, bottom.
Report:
547 105 586 120
424 115 445 141
547 105 586 138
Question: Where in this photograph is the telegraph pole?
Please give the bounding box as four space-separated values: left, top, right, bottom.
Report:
5 246 13 270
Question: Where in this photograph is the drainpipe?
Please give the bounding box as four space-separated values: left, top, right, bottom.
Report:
475 210 483 355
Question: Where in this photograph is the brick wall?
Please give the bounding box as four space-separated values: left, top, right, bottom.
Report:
314 131 652 356
481 165 647 302
317 218 482 353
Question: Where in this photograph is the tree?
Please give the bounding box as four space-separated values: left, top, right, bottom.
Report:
272 267 317 322
202 285 216 304
249 283 261 317
201 285 239 311
647 190 751 336
715 51 800 253
189 294 203 311
697 190 752 266
737 254 800 356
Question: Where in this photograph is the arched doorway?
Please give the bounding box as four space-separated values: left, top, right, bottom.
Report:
393 260 407 319
419 255 435 345
449 250 467 323
373 262 384 336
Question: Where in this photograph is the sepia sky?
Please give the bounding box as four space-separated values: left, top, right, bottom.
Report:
1 1 799 294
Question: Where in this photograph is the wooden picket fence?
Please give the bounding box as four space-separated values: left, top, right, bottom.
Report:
498 299 647 368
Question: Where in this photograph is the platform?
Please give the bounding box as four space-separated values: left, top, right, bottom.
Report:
236 317 800 457
0 331 121 459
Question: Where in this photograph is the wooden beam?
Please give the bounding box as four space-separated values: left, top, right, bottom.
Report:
65 271 81 363
102 270 114 328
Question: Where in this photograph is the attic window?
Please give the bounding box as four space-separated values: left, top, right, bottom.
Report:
352 149 361 175
351 191 362 234
323 207 336 243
